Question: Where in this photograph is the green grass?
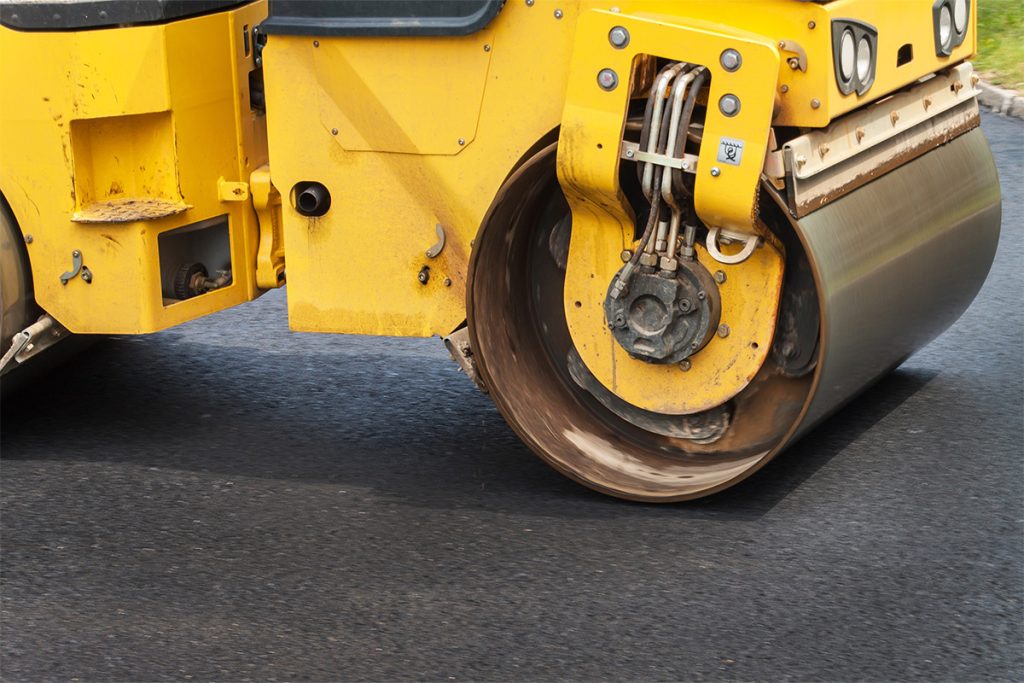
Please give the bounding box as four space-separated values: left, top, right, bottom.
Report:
975 0 1024 91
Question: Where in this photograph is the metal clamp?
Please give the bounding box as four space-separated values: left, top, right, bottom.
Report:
620 142 698 173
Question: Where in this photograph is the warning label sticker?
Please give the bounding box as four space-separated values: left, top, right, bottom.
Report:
717 137 744 166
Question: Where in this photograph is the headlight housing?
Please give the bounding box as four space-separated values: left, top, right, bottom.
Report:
832 20 877 96
933 0 970 56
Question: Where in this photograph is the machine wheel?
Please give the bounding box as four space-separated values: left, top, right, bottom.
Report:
468 131 1000 502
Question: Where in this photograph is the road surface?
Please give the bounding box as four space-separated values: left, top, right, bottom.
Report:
2 113 1022 681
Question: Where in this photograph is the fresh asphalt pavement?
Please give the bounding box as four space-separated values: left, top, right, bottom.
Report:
2 113 1021 682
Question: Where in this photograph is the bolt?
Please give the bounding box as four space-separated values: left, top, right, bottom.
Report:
483 43 491 52
714 270 726 284
719 93 741 116
72 250 80 257
525 0 533 5
787 57 800 70
810 98 821 109
24 234 33 244
625 148 635 158
679 359 692 371
720 49 742 72
554 8 563 19
597 68 619 91
717 323 730 338
780 84 790 94
313 40 319 47
620 249 633 262
697 290 706 300
443 277 452 287
331 127 338 135
690 341 699 350
81 270 92 283
418 267 430 284
710 167 721 177
678 299 692 313
608 26 629 48
808 20 816 29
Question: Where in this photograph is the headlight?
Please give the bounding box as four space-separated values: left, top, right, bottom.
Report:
832 20 877 97
933 0 970 56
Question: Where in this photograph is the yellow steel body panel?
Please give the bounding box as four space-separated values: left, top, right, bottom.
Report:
0 1 273 334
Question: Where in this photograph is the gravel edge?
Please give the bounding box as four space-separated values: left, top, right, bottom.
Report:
978 80 1024 119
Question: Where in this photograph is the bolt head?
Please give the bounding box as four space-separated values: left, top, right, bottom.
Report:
720 49 742 72
620 249 633 262
313 40 319 47
717 323 731 338
714 270 727 284
331 127 338 135
525 0 533 5
483 43 491 52
458 137 466 145
625 148 635 158
710 167 721 177
24 234 32 244
597 68 619 91
811 98 822 109
443 277 452 287
72 250 80 257
679 359 692 371
719 94 741 117
608 26 630 48
81 271 92 283
554 8 563 19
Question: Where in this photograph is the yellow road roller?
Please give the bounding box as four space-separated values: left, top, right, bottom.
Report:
0 0 1002 500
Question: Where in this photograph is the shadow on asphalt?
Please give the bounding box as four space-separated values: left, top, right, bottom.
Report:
1 334 937 520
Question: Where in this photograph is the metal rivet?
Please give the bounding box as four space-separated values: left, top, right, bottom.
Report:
718 323 730 338
483 44 491 52
458 137 466 145
780 84 790 94
313 40 319 47
597 68 619 91
72 250 80 257
331 128 338 135
719 94 741 117
720 49 742 72
714 270 726 284
808 20 816 29
525 0 533 5
609 26 629 48
710 167 721 177
679 359 692 371
443 277 452 287
554 8 563 19
811 98 821 109
24 234 33 244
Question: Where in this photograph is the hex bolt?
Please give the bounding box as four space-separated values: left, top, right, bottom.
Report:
720 49 742 72
697 290 706 300
718 323 731 338
710 167 721 177
714 270 727 284
678 299 692 313
72 250 81 257
331 127 338 135
608 26 630 48
554 9 563 19
597 68 619 91
24 234 32 244
458 137 466 146
418 266 430 285
679 359 692 371
811 98 822 109
80 269 92 283
808 20 817 29
620 249 633 262
719 94 741 117
787 57 800 70
483 43 491 52
625 148 635 158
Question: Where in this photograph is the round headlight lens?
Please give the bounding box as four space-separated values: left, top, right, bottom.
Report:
939 4 953 47
856 37 872 83
953 0 968 33
839 30 856 81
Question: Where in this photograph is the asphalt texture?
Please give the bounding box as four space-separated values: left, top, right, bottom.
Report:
1 113 1022 682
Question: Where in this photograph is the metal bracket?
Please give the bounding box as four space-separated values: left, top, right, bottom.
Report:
706 227 760 265
778 39 807 72
251 165 286 289
426 223 446 258
218 178 250 202
0 315 67 374
620 141 698 173
59 250 83 285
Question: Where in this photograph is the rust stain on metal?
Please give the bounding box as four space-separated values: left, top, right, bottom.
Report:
72 198 191 224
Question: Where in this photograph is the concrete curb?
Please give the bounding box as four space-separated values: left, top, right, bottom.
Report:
977 80 1024 119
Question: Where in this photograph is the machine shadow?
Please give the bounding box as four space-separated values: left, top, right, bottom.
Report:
1 332 937 520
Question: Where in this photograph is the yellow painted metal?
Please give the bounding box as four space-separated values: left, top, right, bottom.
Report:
0 1 273 334
263 2 575 336
251 165 286 289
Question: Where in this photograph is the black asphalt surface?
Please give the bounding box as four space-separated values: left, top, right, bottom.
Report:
2 113 1022 682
